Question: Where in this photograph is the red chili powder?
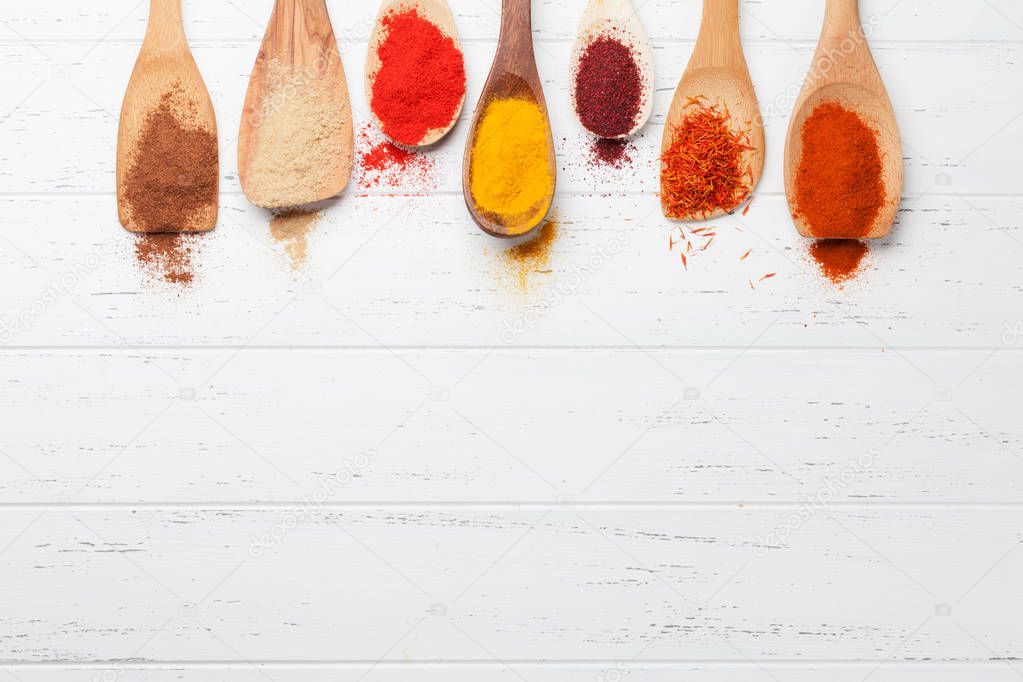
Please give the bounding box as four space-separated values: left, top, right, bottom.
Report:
371 7 466 146
357 126 436 190
574 34 643 138
810 239 869 284
795 103 884 238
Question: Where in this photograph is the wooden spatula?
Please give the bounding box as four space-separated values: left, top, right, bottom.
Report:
462 0 557 238
116 0 218 233
365 0 465 148
570 0 654 138
784 0 902 239
660 0 765 221
238 0 354 209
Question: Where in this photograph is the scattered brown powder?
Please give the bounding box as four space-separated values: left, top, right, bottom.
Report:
121 85 218 232
810 239 869 285
270 210 320 270
134 234 199 286
504 214 559 291
245 59 348 208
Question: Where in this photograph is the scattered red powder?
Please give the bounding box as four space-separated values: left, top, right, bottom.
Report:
371 7 466 146
810 239 869 284
357 125 436 190
588 137 634 169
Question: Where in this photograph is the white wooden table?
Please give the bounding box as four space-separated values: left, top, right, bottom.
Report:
0 1 1021 680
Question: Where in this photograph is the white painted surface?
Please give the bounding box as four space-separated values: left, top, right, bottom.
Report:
0 0 1021 680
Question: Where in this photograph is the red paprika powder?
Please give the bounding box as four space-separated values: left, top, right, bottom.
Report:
794 102 884 238
810 239 869 285
370 8 466 147
574 34 643 138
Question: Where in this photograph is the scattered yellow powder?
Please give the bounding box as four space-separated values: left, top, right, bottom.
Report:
470 97 553 228
270 210 320 270
504 214 558 291
244 58 349 208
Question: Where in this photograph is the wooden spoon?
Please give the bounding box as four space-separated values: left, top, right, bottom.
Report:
462 0 557 238
116 0 218 233
238 0 354 209
784 0 902 239
660 0 765 221
365 0 465 147
570 0 654 138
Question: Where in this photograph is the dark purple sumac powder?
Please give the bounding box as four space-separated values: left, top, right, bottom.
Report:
574 35 643 138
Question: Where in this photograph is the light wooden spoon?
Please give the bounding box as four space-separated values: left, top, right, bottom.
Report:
462 0 557 238
570 0 654 138
660 0 765 221
784 0 902 239
238 0 354 209
365 0 465 147
116 0 218 233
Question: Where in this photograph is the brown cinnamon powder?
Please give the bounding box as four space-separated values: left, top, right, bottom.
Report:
135 233 199 286
122 85 218 233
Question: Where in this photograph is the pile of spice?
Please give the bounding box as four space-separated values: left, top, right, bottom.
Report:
810 239 869 285
244 58 349 208
573 32 644 138
504 214 559 291
270 210 320 270
370 7 466 146
121 85 218 233
469 97 553 228
135 233 199 286
357 125 436 191
794 102 884 239
794 102 884 285
661 98 753 219
588 137 634 169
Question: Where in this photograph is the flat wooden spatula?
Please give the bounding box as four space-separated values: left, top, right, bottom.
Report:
239 0 354 209
117 0 218 233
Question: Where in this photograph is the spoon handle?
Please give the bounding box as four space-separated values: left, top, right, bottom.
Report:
143 0 186 52
497 0 535 75
692 0 741 66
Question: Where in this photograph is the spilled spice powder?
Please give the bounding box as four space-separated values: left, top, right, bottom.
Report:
121 85 218 233
588 137 634 169
504 215 559 291
357 125 436 190
574 33 644 138
795 102 884 238
134 234 199 286
810 239 869 284
270 210 320 270
370 7 466 146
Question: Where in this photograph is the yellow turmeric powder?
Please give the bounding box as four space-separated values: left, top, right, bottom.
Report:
469 97 553 228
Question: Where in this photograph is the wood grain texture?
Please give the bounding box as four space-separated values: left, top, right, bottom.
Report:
237 0 354 208
0 507 1020 661
784 0 903 239
661 0 765 221
462 0 557 238
365 0 465 147
115 0 218 233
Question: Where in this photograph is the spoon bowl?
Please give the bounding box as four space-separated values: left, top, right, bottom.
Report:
660 0 765 222
365 0 465 148
462 0 556 238
784 0 902 239
570 0 654 139
238 0 354 210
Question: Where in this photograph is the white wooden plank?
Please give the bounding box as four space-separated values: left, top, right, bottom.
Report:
0 507 1019 661
1 40 1020 196
0 349 1019 504
3 664 1022 682
3 0 1022 43
0 195 1020 348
